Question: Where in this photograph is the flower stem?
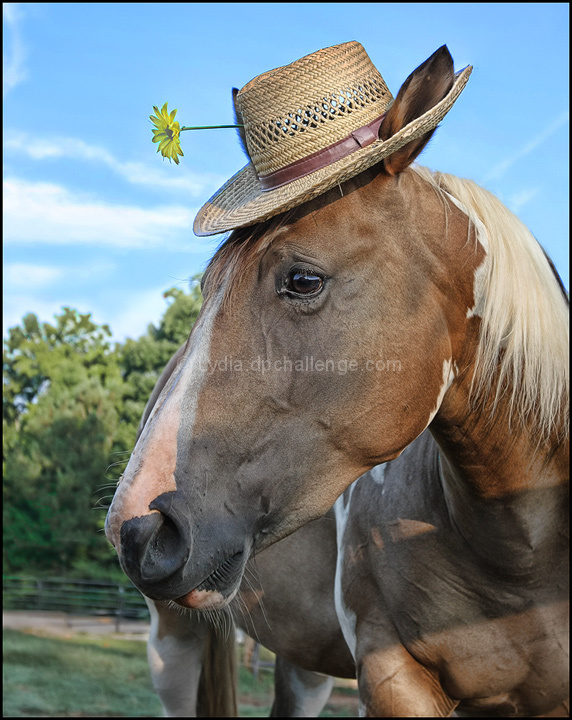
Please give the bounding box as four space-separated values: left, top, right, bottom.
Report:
180 125 243 131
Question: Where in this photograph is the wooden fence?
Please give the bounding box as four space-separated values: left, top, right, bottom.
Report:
3 576 149 631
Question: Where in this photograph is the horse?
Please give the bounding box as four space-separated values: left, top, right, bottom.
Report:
145 514 353 717
106 45 569 716
137 346 355 717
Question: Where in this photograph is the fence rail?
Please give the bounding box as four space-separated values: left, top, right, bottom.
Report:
2 576 149 630
3 576 276 671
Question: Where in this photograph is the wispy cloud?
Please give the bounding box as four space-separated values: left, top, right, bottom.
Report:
482 111 569 183
3 261 119 336
3 294 73 335
3 261 117 290
105 285 184 342
2 283 174 343
506 187 541 215
3 3 27 96
4 132 224 197
3 263 66 288
3 177 200 249
4 134 115 162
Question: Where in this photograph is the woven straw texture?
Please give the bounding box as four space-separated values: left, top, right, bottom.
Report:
194 43 472 237
238 42 392 176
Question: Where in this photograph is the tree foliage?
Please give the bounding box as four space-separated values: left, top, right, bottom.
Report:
3 278 203 578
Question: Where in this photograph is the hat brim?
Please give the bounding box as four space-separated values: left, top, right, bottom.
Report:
194 65 472 237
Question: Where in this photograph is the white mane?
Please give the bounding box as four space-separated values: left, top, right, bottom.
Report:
414 165 569 441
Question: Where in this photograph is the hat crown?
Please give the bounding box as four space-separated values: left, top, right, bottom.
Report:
237 42 393 177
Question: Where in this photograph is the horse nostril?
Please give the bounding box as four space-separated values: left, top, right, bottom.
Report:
115 490 252 602
120 508 190 585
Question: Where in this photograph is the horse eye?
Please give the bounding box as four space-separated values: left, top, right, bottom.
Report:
286 269 324 296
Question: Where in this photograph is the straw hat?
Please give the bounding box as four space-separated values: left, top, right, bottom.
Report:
194 41 471 237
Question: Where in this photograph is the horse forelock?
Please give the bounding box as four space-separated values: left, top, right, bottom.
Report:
202 211 296 309
413 165 569 444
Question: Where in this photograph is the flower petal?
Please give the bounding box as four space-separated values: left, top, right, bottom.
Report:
149 102 185 163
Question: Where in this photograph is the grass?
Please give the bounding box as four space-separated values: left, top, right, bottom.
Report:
3 629 162 717
3 628 358 717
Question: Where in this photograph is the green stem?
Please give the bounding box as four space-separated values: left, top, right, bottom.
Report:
180 125 243 131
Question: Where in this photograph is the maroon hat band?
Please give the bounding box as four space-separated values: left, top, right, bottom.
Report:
258 112 387 192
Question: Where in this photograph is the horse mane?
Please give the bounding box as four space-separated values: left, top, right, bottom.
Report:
413 165 569 442
204 164 569 444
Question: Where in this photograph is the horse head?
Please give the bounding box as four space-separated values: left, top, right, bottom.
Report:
105 47 489 608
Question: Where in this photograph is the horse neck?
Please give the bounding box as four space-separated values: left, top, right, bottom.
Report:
429 351 569 577
411 166 569 576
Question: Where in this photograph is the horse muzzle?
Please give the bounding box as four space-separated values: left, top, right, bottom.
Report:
174 550 247 609
109 490 253 609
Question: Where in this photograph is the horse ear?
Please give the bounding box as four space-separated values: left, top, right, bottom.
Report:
379 46 455 176
232 88 249 159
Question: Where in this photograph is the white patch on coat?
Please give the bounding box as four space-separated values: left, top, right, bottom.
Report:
105 280 227 547
426 358 456 427
333 483 358 662
369 463 386 486
143 281 227 442
283 664 335 716
466 254 490 319
145 597 206 716
443 190 490 320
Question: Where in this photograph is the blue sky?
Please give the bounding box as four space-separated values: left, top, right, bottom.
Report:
3 3 569 342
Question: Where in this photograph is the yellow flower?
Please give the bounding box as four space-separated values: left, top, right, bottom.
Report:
150 103 184 164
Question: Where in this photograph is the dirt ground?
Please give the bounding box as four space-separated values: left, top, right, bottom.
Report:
3 609 149 639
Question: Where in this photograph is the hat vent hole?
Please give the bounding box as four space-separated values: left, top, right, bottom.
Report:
259 76 389 146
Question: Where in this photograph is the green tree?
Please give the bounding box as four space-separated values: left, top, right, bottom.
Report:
3 309 121 575
3 279 203 579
